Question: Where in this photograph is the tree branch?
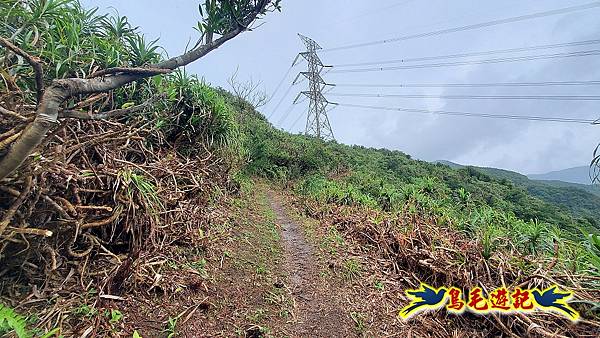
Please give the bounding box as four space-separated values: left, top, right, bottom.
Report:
88 67 172 79
0 37 44 103
59 95 161 120
0 176 32 237
0 0 272 180
0 105 28 121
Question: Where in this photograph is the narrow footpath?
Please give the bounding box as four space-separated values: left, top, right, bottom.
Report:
266 191 352 337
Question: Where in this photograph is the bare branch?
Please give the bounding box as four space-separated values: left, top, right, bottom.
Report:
0 176 32 237
0 37 44 103
6 226 53 237
71 93 108 109
60 95 161 120
0 105 28 121
88 67 172 79
0 131 22 151
228 67 268 108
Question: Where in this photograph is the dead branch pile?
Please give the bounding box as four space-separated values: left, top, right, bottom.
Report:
298 198 600 337
0 96 236 333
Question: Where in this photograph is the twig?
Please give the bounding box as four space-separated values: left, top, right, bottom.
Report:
68 234 94 258
0 131 21 151
71 93 108 110
42 245 57 272
76 205 113 212
59 95 161 120
0 176 32 237
0 186 20 196
7 226 53 237
0 127 23 142
0 37 44 102
43 195 72 221
0 105 28 121
55 196 77 215
81 207 123 230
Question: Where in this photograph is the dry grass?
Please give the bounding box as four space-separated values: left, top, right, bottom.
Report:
290 194 600 337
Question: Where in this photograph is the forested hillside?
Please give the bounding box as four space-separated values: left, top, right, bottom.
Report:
245 110 599 233
1 1 599 337
436 161 600 227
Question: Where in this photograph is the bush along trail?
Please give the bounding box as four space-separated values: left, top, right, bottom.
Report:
1 1 600 337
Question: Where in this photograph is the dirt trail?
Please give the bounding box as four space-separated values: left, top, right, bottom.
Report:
267 192 352 337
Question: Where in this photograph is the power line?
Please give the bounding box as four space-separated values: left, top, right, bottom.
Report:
278 86 315 127
332 39 600 68
266 65 293 105
328 93 600 101
266 58 304 105
334 80 600 88
289 107 309 131
330 49 600 73
324 0 417 29
267 66 310 121
277 103 297 127
321 1 600 52
332 103 598 124
267 84 294 119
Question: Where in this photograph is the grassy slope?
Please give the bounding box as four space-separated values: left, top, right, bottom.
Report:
436 161 600 197
536 179 600 196
240 104 597 234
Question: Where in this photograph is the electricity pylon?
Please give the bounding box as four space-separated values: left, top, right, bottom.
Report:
292 34 335 141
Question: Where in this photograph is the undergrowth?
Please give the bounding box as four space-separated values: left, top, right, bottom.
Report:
0 304 28 338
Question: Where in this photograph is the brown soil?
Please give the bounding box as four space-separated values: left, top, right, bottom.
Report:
266 191 353 337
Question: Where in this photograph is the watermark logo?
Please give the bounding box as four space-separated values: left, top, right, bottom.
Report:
399 283 579 321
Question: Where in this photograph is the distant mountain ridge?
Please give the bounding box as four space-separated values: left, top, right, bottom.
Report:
528 166 592 185
434 160 600 223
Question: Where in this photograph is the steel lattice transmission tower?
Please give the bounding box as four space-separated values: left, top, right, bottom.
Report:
293 34 335 141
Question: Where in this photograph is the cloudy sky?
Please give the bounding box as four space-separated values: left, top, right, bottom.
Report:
83 0 600 175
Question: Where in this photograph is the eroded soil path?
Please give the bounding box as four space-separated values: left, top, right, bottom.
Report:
266 191 352 337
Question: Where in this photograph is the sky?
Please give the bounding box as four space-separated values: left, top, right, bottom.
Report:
82 0 600 175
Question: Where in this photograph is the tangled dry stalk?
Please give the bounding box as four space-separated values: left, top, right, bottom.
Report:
0 92 237 333
297 198 600 337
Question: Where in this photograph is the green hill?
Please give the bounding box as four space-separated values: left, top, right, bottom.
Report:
536 179 600 197
433 161 600 225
